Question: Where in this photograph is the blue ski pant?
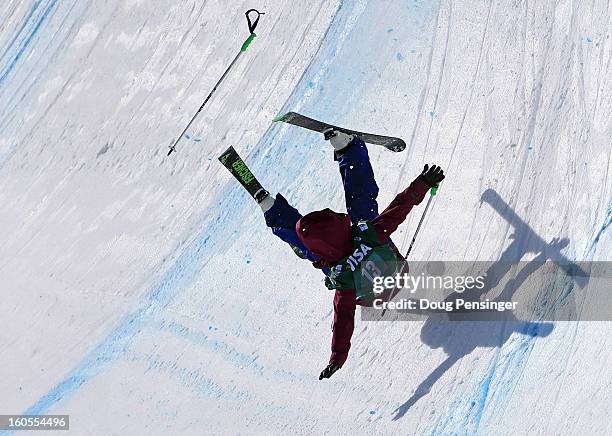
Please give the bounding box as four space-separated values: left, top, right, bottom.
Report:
263 137 379 262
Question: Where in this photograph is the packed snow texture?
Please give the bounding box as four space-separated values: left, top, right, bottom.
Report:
0 0 610 434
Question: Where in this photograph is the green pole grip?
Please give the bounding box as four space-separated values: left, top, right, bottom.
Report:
241 33 256 51
431 184 439 196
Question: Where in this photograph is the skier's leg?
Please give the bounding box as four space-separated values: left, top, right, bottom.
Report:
263 193 318 262
336 136 379 222
334 135 405 282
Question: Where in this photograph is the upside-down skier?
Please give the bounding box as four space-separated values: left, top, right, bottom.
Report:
252 131 445 379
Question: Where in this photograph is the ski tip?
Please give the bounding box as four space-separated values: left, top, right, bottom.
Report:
218 146 236 165
392 140 407 152
272 111 298 122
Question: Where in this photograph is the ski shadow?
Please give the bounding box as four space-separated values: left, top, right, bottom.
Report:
392 188 588 420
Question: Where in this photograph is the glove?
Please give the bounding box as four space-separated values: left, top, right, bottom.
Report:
420 164 445 187
319 362 340 380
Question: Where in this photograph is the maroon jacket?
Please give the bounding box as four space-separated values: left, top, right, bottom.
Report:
296 176 431 367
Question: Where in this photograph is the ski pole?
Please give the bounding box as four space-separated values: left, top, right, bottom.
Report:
404 184 439 259
167 9 264 156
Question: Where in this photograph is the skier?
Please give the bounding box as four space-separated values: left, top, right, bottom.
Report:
255 131 444 379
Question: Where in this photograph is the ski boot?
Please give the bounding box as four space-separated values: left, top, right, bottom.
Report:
255 188 275 212
323 128 354 151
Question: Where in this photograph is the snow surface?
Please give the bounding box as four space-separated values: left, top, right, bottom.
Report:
0 0 610 434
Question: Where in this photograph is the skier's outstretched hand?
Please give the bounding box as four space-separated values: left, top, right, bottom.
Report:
420 164 445 187
319 362 340 380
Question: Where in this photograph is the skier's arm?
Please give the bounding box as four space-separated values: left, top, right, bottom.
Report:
372 165 444 242
328 289 357 369
371 176 430 242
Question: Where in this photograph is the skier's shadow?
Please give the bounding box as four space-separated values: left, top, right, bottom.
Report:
392 189 588 420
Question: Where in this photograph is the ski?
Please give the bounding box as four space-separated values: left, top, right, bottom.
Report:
273 112 406 152
218 146 267 201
